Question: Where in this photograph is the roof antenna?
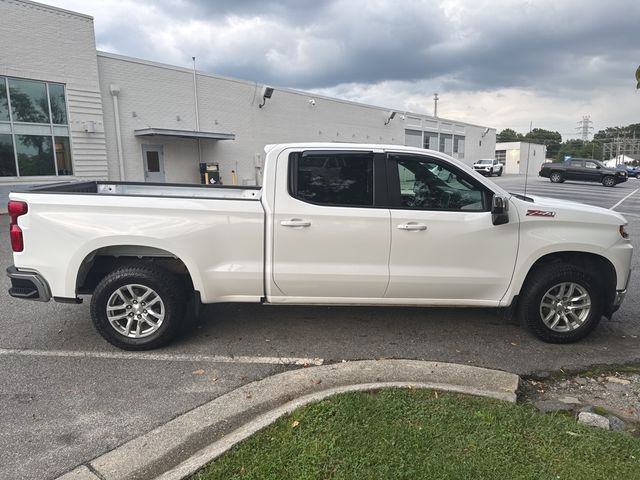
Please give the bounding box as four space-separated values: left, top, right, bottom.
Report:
523 121 533 197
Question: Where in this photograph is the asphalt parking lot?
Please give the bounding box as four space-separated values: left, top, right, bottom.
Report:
2 174 640 480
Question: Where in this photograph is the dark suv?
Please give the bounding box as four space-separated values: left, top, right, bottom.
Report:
539 158 627 187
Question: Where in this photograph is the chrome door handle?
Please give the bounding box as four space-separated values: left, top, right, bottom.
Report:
397 222 427 231
281 219 311 228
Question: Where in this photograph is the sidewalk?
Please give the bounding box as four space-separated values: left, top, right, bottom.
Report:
58 360 520 480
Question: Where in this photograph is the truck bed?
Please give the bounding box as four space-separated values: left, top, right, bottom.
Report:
15 181 262 200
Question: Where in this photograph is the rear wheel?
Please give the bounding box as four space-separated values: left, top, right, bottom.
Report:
602 175 616 187
520 263 602 343
549 172 563 183
90 262 187 350
497 167 503 177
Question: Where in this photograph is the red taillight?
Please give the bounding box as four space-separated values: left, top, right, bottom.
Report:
7 201 28 252
10 224 24 252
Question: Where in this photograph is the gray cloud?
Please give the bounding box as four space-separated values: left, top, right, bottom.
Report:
84 0 638 94
45 0 640 134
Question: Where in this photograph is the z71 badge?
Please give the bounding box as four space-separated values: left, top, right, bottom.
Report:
526 209 556 217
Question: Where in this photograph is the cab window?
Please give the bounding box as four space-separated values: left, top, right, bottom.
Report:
289 151 374 207
390 154 488 211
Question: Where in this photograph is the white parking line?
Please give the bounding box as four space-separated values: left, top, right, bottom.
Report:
0 348 323 366
610 188 640 210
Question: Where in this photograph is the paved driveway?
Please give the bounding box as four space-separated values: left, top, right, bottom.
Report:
1 175 639 480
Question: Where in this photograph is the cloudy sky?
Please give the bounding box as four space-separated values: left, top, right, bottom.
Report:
47 0 639 139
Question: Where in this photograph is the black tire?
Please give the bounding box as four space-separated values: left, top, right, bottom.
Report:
602 176 616 187
497 168 503 177
549 172 563 183
90 262 187 350
520 263 603 344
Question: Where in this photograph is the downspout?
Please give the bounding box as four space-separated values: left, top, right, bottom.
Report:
109 84 126 181
192 57 202 179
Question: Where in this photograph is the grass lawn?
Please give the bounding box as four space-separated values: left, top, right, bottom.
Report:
192 388 640 480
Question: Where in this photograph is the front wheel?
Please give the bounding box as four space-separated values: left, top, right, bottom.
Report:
602 176 616 187
90 262 187 350
549 172 563 183
520 263 602 343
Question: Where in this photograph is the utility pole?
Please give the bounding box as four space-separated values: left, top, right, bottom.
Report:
433 93 439 117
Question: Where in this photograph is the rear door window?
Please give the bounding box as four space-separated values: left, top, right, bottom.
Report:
289 151 374 207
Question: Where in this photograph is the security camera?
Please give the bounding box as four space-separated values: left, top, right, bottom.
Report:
259 85 274 108
308 99 316 106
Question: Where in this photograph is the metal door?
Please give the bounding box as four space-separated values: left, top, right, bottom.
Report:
142 145 165 182
271 150 391 299
385 153 519 302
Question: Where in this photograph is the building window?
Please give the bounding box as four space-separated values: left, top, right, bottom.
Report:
439 133 453 155
9 79 50 123
495 150 506 164
405 129 422 148
0 82 9 122
0 76 72 177
0 134 16 176
454 135 465 159
423 131 438 150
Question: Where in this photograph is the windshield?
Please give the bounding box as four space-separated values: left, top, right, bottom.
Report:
476 159 492 164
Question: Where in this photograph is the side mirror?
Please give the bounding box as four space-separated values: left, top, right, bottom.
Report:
596 165 601 169
491 195 509 226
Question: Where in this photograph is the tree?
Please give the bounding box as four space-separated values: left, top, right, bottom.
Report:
523 128 562 159
496 128 522 142
593 123 640 142
557 139 601 161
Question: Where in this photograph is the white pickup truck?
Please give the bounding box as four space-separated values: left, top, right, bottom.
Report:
7 143 632 349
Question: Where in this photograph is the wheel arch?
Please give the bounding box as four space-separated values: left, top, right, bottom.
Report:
76 245 197 295
517 251 616 313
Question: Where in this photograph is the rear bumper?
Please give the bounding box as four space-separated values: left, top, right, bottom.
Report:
6 266 51 302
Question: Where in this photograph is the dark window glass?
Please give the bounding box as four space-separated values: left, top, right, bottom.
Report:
0 134 17 176
439 134 453 155
146 151 160 172
423 132 438 150
9 79 50 123
570 160 582 167
393 155 485 211
16 135 55 176
0 79 9 121
54 136 73 175
48 84 67 124
292 152 374 206
453 135 465 158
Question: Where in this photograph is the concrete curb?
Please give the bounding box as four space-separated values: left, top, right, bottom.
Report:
57 360 519 480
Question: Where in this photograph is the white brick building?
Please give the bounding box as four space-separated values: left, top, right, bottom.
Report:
1 0 497 194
